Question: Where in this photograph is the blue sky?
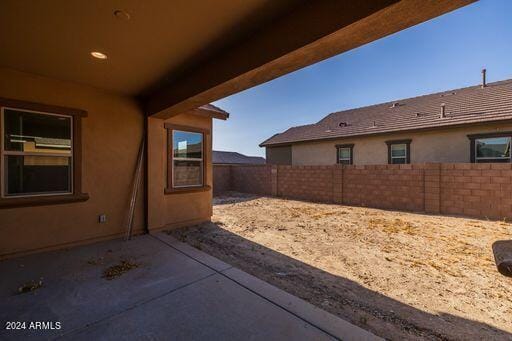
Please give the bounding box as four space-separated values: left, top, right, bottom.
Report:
213 0 512 157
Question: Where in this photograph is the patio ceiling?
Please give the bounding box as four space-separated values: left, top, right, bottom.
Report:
0 0 475 118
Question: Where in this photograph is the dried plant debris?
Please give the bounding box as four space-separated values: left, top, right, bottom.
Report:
18 278 43 294
102 260 139 280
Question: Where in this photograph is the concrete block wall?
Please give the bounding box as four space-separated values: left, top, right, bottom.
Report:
230 164 272 196
424 163 441 214
277 166 333 202
332 165 343 204
343 164 425 212
213 163 512 220
440 163 512 219
212 165 232 196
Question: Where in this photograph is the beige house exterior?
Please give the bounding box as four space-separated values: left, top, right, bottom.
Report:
148 113 214 231
0 68 145 256
0 68 224 258
291 122 512 165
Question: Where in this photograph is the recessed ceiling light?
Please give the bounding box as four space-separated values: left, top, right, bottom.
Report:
114 10 130 20
91 51 107 60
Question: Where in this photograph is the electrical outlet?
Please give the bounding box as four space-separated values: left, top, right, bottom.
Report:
99 214 107 223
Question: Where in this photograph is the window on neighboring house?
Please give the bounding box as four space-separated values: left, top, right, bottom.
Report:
386 139 411 164
2 108 73 197
336 144 353 165
390 144 407 164
468 133 512 163
166 124 208 192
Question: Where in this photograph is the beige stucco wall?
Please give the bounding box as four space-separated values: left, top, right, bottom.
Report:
0 68 145 258
266 145 292 165
147 113 213 231
292 123 512 165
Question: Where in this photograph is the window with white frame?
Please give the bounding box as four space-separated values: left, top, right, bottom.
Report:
1 108 73 197
475 137 511 163
336 144 353 165
338 148 351 164
170 129 204 188
390 144 407 164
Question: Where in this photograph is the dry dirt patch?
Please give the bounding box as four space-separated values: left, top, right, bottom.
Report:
169 192 512 340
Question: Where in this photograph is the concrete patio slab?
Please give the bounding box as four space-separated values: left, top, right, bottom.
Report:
154 232 232 272
155 232 382 341
0 235 214 340
222 267 379 341
0 233 380 340
65 273 331 341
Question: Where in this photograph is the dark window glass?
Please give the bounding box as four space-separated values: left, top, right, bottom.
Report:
476 137 510 161
391 157 406 164
171 130 204 188
338 147 351 165
3 109 71 155
390 144 406 157
173 131 203 159
173 160 202 187
5 155 71 196
2 108 73 197
390 144 407 164
339 148 350 159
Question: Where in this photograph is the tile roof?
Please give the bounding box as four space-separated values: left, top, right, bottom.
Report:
260 78 512 147
199 104 230 119
213 151 266 165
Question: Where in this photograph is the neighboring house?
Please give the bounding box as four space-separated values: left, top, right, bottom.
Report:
213 151 265 165
261 75 512 165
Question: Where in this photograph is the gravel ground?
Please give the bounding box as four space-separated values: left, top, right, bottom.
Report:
168 192 512 340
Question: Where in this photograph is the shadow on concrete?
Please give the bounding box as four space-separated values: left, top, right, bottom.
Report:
169 222 511 341
0 235 342 340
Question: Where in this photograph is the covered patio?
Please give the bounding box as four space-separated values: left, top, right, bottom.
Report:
0 232 377 340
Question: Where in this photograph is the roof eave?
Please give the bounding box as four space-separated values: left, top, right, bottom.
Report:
192 106 229 120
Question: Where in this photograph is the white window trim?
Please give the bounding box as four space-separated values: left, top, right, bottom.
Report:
171 130 204 189
338 147 351 164
390 143 407 163
0 107 73 198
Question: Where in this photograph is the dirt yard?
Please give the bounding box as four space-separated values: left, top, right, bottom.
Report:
168 192 512 341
